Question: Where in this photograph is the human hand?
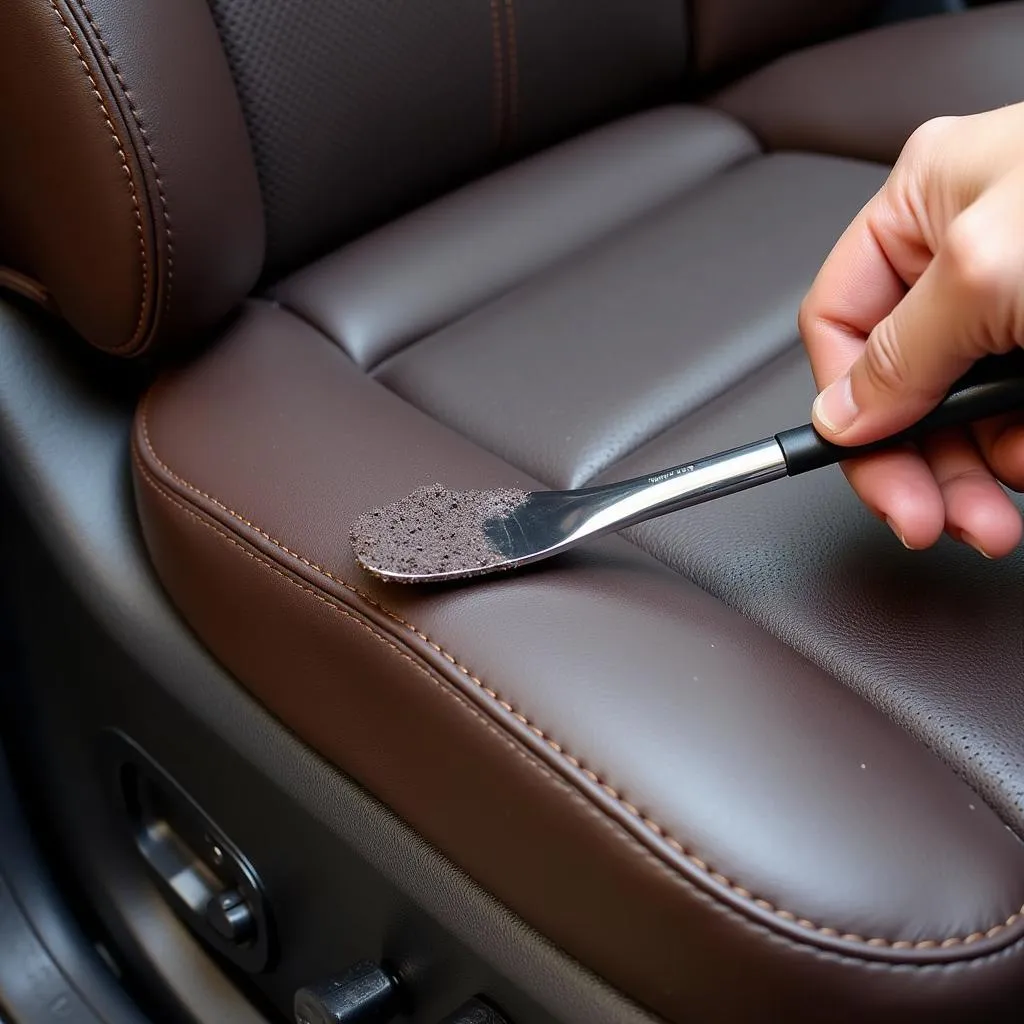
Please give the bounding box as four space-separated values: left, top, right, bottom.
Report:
799 103 1024 558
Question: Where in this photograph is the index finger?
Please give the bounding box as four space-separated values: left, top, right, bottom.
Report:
799 184 931 387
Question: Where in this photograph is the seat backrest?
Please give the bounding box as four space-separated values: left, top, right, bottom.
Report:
0 0 879 357
208 0 690 278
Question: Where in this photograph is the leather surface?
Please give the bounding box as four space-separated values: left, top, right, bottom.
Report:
0 0 263 356
713 3 1024 163
605 345 1024 843
499 0 686 153
19 0 1019 1018
377 152 886 488
274 108 757 370
689 0 881 78
208 0 494 278
0 298 655 1024
135 302 1024 1022
207 0 687 277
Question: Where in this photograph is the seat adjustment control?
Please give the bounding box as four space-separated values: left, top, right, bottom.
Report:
206 888 256 944
103 732 273 973
438 997 511 1023
294 961 406 1023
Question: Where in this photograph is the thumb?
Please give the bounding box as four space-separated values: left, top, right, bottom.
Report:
811 210 1014 446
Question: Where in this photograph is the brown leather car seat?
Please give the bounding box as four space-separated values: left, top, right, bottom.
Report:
2 2 1024 1022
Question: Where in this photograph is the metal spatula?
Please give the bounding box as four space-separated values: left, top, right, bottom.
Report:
351 351 1024 584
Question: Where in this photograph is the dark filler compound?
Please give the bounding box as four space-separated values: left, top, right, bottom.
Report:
351 483 530 578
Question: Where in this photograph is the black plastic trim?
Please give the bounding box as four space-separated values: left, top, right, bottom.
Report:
0 741 152 1024
101 731 275 975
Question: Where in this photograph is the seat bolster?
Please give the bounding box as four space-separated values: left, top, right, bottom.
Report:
712 3 1024 164
0 0 264 356
133 301 1024 1023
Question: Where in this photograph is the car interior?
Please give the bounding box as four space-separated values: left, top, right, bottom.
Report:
2 1 1023 1022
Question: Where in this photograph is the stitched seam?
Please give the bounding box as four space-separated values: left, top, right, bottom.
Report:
489 0 505 149
101 468 1024 972
143 452 1019 975
75 0 173 327
134 452 618 809
503 0 518 145
136 397 1024 948
48 0 148 352
136 452 504 719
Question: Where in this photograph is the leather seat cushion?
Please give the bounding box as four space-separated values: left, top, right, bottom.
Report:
273 107 759 370
606 347 1024 836
133 107 1024 1020
372 150 882 488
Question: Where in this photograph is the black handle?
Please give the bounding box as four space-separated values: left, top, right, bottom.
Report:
775 349 1024 476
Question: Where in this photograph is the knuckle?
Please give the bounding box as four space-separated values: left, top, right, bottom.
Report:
862 320 911 396
903 115 958 161
796 296 818 342
943 213 1013 301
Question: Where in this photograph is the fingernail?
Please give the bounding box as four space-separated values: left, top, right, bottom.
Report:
813 375 858 435
886 517 914 549
961 533 994 559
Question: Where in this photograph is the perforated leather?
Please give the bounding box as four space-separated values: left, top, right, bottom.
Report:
208 0 687 276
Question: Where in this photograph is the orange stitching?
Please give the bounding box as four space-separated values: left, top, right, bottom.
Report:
142 453 927 966
75 0 173 325
133 452 601 795
136 402 1024 950
48 0 149 352
503 0 518 144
